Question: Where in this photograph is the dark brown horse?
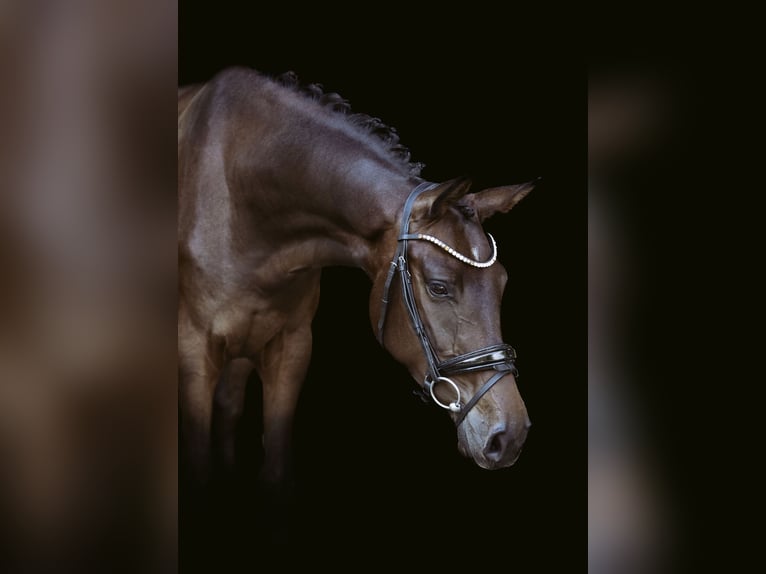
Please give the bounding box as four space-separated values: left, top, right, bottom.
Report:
178 67 533 491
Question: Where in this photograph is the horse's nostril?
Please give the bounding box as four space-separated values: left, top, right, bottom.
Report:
488 432 503 455
484 427 507 460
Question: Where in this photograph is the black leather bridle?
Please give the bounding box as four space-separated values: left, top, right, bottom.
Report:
377 181 519 427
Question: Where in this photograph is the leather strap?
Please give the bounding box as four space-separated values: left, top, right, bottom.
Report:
454 369 512 427
377 181 437 344
437 344 517 376
398 250 440 381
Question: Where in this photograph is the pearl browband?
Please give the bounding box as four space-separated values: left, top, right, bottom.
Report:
399 232 498 268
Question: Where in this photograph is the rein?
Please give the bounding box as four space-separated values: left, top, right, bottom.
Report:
377 182 519 427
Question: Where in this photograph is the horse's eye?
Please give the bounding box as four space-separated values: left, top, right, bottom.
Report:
427 281 450 297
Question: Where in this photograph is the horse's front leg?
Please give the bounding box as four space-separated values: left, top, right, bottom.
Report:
255 322 313 545
255 278 319 546
257 321 313 490
213 357 254 471
257 273 320 486
178 310 223 487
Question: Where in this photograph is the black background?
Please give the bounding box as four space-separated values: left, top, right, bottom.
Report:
180 5 585 571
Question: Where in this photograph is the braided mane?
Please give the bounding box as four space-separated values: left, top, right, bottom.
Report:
274 71 424 177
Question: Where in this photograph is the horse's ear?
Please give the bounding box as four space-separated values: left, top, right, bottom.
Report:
472 178 538 222
418 177 473 220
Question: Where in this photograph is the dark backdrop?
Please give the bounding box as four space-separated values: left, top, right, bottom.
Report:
180 6 585 571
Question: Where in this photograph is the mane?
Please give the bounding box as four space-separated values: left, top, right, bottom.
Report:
273 71 425 177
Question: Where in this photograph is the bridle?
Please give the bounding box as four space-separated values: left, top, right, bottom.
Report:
377 181 519 427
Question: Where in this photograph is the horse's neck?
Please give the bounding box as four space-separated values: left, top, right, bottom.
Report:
231 117 415 277
277 165 413 276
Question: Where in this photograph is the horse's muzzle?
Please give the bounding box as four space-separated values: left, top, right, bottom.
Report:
459 412 531 470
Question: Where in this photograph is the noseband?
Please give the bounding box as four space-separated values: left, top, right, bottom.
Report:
377 182 519 427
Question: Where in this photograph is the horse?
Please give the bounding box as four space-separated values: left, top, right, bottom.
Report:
178 67 534 493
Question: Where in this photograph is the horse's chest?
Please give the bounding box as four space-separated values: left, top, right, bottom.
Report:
215 270 320 358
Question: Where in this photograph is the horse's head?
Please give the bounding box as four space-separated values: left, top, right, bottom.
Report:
373 177 534 469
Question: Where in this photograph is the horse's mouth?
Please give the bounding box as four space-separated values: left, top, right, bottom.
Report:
457 440 524 470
